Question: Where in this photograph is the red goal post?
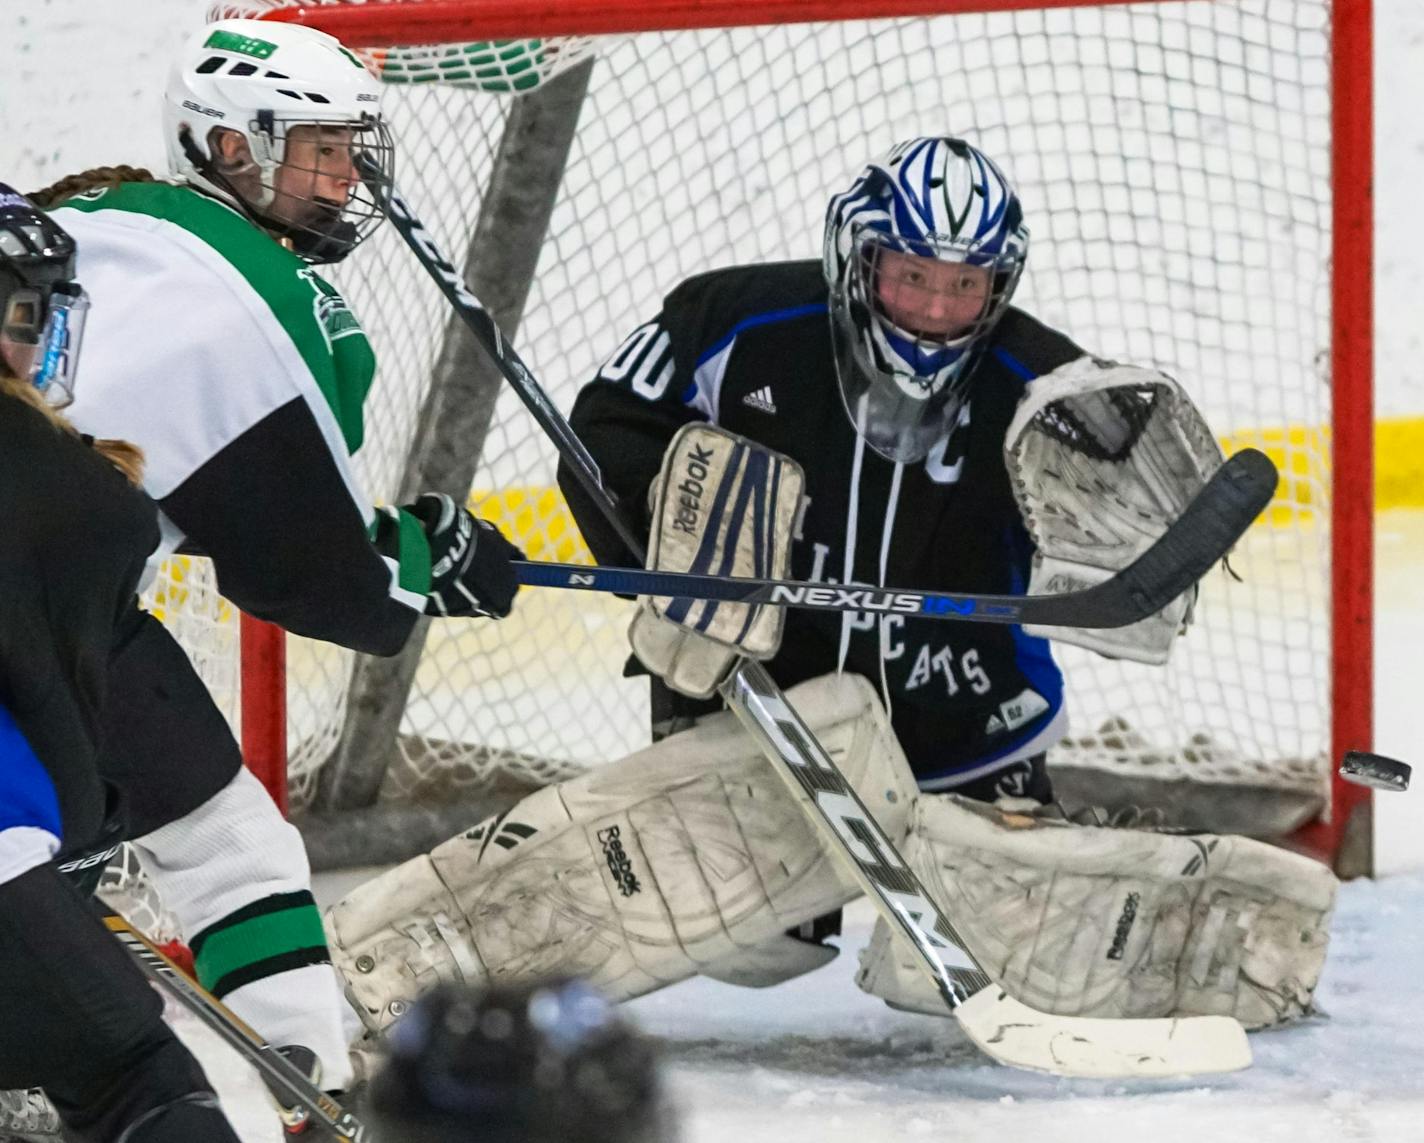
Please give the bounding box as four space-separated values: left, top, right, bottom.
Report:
206 0 1372 873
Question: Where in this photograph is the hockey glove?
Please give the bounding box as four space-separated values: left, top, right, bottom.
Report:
1004 357 1223 663
629 423 804 698
405 493 522 619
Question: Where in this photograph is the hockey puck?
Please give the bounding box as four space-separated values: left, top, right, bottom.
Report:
1340 751 1413 792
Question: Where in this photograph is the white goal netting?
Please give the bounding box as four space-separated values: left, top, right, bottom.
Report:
152 0 1339 832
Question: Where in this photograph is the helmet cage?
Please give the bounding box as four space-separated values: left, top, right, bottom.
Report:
187 109 395 264
830 223 1026 463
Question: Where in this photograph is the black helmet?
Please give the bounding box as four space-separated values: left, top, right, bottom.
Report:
368 979 678 1143
0 183 88 400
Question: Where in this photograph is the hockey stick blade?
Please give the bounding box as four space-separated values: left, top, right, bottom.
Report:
726 667 1252 1079
103 911 368 1141
510 448 1277 629
954 989 1252 1078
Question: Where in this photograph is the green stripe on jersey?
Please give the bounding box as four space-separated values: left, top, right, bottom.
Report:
57 182 375 453
395 506 433 594
193 902 330 993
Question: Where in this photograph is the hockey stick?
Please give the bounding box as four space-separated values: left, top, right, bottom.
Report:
367 162 1252 1078
511 449 1275 627
101 909 369 1141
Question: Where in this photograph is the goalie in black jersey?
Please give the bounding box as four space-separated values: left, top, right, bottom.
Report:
321 137 1336 1046
0 186 245 1143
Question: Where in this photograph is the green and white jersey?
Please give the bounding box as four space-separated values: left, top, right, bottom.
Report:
55 181 426 656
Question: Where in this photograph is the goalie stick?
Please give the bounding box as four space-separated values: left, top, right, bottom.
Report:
102 908 368 1142
366 159 1254 1079
511 449 1275 628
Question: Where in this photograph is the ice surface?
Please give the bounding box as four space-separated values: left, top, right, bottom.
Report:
184 875 1424 1143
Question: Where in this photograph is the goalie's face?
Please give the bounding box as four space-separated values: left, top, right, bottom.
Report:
829 225 1024 464
870 248 991 341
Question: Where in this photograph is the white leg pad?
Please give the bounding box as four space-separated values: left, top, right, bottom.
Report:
327 673 916 1030
855 794 1337 1030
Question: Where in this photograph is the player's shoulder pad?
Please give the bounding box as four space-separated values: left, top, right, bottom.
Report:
54 181 322 300
662 260 828 358
985 306 1092 383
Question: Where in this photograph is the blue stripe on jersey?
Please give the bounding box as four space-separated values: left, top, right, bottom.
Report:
994 354 1064 732
0 705 63 841
694 303 829 367
1004 525 1065 728
991 345 1037 382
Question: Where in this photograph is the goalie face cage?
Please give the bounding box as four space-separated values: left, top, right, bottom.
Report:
155 0 1370 871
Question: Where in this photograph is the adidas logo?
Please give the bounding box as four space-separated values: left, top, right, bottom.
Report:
742 386 777 414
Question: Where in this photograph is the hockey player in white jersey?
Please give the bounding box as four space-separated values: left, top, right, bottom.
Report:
1 18 521 1135
316 136 1338 1053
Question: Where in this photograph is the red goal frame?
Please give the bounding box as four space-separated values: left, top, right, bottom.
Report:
241 0 1375 873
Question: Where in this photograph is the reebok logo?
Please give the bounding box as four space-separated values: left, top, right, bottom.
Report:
671 442 715 536
464 812 538 863
1106 891 1140 961
597 825 642 897
742 386 776 414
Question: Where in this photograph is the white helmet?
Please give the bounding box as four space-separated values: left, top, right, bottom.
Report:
164 18 394 263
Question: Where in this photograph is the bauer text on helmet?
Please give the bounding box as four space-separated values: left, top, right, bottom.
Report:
0 183 90 404
164 19 394 264
824 137 1028 463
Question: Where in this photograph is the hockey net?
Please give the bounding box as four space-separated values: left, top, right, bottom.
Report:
140 0 1369 870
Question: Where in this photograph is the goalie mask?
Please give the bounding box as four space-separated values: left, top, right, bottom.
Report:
0 184 88 404
164 18 395 264
823 137 1028 463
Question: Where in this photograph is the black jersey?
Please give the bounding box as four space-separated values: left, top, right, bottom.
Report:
561 260 1090 790
0 393 158 846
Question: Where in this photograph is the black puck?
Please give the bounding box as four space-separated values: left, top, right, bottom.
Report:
1340 751 1413 792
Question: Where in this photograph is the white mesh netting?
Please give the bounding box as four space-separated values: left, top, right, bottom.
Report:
157 0 1336 820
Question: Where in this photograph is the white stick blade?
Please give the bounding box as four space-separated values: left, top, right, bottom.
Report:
954 988 1252 1078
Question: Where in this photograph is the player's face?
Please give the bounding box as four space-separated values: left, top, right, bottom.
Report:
871 248 991 341
0 292 41 381
270 125 360 228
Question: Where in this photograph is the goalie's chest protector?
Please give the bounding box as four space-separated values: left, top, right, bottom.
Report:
676 262 1083 786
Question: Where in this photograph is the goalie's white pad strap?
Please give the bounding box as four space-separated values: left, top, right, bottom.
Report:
325 673 915 1030
630 422 805 698
854 794 1337 1030
1005 357 1224 663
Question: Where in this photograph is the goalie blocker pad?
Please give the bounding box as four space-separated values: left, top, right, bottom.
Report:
629 422 805 698
324 673 916 1032
855 794 1337 1030
1005 357 1224 664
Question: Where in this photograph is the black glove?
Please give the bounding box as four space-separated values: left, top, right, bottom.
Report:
405 493 522 619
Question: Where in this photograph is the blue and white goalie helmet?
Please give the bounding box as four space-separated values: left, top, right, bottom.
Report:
823 137 1029 463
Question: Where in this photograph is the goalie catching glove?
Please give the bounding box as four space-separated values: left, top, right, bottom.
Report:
375 493 523 619
1005 358 1224 663
630 423 806 698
